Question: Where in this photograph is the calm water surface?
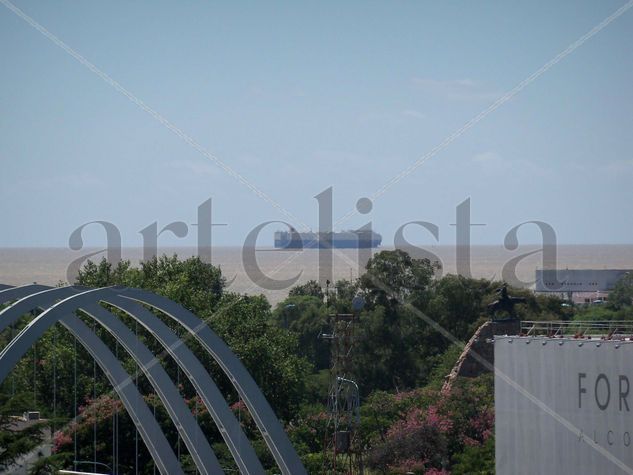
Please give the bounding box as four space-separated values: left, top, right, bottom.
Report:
1 245 631 305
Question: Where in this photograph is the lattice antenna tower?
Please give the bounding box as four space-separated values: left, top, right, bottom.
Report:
321 280 364 474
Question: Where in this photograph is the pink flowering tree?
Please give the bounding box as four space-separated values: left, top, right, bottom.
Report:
365 374 494 474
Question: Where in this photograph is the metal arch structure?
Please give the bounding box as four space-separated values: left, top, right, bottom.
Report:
97 296 265 474
78 303 225 475
119 289 308 475
62 316 186 474
0 287 184 475
0 287 201 473
0 284 52 301
0 286 263 474
0 284 306 475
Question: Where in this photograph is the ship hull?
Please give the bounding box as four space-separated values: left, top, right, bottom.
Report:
274 231 382 249
274 239 380 249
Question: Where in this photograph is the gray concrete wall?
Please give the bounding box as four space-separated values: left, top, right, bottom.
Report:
495 336 633 474
535 269 631 293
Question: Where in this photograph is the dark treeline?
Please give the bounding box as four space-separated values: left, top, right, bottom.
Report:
1 250 631 474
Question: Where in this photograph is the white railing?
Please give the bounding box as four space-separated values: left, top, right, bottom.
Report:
521 320 633 338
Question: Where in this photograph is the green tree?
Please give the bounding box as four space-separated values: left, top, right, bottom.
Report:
76 255 225 316
609 272 633 309
329 279 360 312
75 258 136 288
353 251 441 392
426 275 498 341
272 295 330 371
289 280 324 300
209 293 312 420
451 436 495 474
0 393 45 471
359 249 439 309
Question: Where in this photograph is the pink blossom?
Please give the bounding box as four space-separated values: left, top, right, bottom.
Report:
230 400 246 412
52 430 72 453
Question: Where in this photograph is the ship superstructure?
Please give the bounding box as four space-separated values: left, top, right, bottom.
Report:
274 230 382 249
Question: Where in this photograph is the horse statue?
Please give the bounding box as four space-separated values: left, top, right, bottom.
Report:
487 284 526 319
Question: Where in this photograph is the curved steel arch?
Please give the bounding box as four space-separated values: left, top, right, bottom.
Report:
0 287 184 475
0 284 53 303
120 289 308 475
0 285 265 474
79 303 224 475
0 285 89 320
0 286 224 475
0 285 307 474
0 286 84 331
100 295 265 475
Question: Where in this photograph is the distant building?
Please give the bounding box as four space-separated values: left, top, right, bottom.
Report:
535 268 632 304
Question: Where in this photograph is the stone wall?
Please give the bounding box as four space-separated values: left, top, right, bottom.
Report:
441 319 520 394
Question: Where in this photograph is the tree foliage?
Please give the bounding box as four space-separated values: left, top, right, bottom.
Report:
76 255 225 315
209 293 311 419
0 393 45 471
365 375 494 474
288 280 324 300
359 249 439 309
609 272 633 309
1 250 582 473
272 295 330 371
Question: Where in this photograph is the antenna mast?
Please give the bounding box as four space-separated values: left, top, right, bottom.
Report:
321 281 364 474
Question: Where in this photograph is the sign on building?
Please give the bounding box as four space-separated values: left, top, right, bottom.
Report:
496 337 633 474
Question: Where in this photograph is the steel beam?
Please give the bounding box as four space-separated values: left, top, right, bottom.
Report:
0 287 184 475
101 296 265 475
81 303 224 475
0 287 223 474
121 290 308 475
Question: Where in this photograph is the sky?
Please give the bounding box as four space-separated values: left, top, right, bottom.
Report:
1 0 632 247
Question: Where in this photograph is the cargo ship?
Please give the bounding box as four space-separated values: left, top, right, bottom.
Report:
274 229 382 249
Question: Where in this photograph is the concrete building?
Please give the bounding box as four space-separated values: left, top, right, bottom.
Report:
496 321 633 474
535 269 632 304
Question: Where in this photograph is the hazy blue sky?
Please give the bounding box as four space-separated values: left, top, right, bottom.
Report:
1 1 632 247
